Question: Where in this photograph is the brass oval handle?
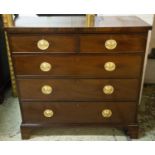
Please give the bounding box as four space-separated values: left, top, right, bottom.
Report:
43 109 54 118
105 39 117 50
103 85 114 95
40 62 52 72
104 62 116 72
102 109 112 118
37 39 49 50
41 85 53 95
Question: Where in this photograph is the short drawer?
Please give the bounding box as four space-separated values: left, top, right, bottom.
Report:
18 79 139 101
80 34 147 53
9 34 77 53
21 101 136 124
13 54 143 78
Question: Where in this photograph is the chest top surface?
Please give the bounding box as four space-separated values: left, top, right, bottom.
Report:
6 16 151 33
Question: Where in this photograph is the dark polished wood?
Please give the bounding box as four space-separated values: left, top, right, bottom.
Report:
17 78 139 101
80 34 147 53
13 53 143 78
20 125 33 140
9 34 147 53
21 102 136 123
125 124 139 139
6 15 151 139
10 34 78 53
6 16 151 33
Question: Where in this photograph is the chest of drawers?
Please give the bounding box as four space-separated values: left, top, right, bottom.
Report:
6 16 151 139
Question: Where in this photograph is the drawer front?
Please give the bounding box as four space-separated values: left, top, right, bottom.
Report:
9 35 77 53
21 102 136 124
18 79 139 101
80 34 147 53
13 54 143 78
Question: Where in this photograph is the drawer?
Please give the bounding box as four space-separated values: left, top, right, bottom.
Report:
21 101 136 124
13 53 143 78
9 34 77 53
80 34 147 53
18 79 139 101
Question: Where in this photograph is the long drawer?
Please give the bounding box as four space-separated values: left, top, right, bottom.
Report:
21 101 136 124
13 54 143 78
17 79 139 101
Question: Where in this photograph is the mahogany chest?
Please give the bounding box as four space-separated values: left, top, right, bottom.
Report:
6 16 151 139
